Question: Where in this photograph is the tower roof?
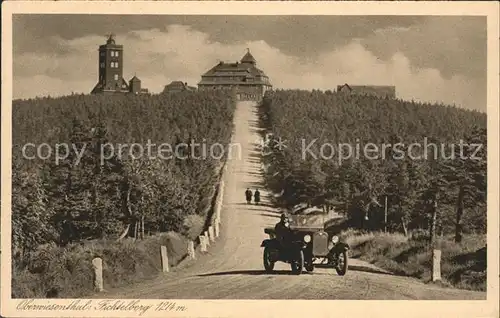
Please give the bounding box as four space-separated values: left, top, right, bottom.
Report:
100 34 122 50
241 49 256 64
129 75 141 82
106 34 116 45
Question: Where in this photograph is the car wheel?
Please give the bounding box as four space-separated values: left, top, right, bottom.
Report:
305 262 314 272
263 247 275 273
291 250 304 275
335 250 348 276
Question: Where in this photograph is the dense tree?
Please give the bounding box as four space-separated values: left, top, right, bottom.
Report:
260 89 487 237
12 91 236 251
12 165 56 257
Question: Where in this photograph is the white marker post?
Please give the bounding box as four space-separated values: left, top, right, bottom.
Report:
208 226 215 243
160 245 169 273
214 222 220 238
92 257 104 292
432 249 442 281
204 231 210 246
188 241 195 260
199 235 207 252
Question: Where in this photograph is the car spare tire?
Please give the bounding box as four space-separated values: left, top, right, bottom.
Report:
305 262 314 272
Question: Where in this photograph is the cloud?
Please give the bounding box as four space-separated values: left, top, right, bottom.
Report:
362 17 486 79
14 24 485 111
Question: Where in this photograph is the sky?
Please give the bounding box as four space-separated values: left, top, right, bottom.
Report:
13 15 487 111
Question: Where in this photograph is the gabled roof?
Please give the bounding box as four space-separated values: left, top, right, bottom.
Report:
241 49 256 64
338 83 352 91
129 76 141 82
119 78 129 89
200 63 270 83
91 77 129 94
202 62 249 76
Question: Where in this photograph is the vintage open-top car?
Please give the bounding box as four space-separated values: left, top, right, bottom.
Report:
260 208 349 275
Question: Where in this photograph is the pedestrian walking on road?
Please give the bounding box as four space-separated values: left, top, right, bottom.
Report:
254 189 261 205
245 188 252 204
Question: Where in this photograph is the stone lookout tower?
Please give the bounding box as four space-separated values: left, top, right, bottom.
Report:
91 34 148 95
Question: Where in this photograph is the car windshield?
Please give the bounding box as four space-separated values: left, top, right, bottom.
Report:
288 213 325 228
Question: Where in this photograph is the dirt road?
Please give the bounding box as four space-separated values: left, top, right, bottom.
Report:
99 101 485 300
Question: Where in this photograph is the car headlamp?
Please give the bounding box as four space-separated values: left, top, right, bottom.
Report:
331 235 339 244
304 234 311 243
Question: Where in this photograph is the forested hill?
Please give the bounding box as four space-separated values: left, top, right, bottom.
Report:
13 92 235 152
261 89 486 240
265 89 485 148
12 91 236 254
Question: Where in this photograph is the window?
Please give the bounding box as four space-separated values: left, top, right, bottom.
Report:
114 74 119 81
111 51 115 57
115 62 119 68
100 52 105 57
115 51 119 57
110 62 114 68
100 63 105 68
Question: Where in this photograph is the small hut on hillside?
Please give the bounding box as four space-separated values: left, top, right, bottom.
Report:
337 84 396 99
163 81 197 93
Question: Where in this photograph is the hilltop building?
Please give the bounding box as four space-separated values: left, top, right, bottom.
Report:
163 81 197 94
198 49 272 101
337 84 396 99
91 35 149 95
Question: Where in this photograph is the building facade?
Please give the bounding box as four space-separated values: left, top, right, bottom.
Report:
198 50 272 101
337 84 396 99
91 35 148 95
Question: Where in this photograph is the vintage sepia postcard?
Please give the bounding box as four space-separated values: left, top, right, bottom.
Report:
1 1 499 318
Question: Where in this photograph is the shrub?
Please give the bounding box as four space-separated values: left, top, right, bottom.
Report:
342 230 486 291
183 214 206 241
12 232 190 298
260 89 486 240
12 91 236 250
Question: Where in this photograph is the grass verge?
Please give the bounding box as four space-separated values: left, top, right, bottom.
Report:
340 228 486 291
12 231 189 298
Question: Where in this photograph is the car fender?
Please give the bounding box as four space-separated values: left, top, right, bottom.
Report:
261 238 280 248
291 240 308 250
330 241 350 253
